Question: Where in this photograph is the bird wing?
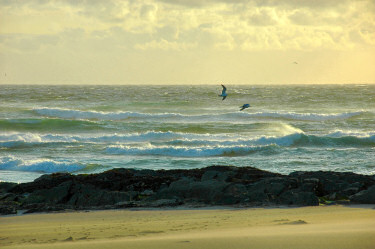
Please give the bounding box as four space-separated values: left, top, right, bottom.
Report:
222 96 227 100
221 84 227 93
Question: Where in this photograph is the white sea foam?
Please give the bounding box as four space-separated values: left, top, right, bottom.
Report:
105 144 278 157
0 156 84 173
104 133 309 157
33 107 181 120
33 107 364 122
236 111 364 121
0 131 206 148
0 130 304 149
3 130 375 150
326 130 375 138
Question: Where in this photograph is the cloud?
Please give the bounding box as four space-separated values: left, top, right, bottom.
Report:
0 34 59 53
1 0 374 53
134 39 197 51
156 0 353 9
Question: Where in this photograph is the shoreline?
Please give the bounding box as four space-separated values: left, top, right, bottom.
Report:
1 205 375 249
2 203 375 218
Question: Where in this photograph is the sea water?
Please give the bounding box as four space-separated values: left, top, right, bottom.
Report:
1 84 374 183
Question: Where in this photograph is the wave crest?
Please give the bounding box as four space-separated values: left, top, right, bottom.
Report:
106 144 280 157
0 157 84 173
1 131 374 149
33 107 365 122
33 108 181 120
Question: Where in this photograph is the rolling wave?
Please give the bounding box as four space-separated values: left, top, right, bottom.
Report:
33 107 365 122
33 108 181 120
0 118 103 131
237 111 364 121
104 133 375 157
0 157 84 173
106 144 281 157
1 131 374 150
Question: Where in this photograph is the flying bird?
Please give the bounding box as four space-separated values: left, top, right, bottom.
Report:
219 84 227 100
239 104 250 111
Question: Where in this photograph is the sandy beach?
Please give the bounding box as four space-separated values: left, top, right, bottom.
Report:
1 205 374 249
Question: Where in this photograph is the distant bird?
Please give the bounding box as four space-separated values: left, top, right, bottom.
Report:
293 61 298 64
219 84 227 100
239 104 250 111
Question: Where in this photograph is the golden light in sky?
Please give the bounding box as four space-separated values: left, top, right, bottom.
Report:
1 0 374 84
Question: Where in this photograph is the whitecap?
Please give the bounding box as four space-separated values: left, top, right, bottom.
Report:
0 156 84 173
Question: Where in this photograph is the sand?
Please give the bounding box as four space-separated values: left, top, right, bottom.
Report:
1 205 375 249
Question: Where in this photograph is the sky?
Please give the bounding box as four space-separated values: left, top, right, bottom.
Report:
0 0 374 85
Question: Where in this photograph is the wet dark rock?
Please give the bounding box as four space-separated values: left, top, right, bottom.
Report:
21 180 73 205
0 200 19 215
350 185 375 204
245 189 269 205
10 173 73 194
279 191 319 206
0 182 18 193
66 183 133 207
0 166 374 214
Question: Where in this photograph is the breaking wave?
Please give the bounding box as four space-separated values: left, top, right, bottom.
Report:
105 133 375 157
0 157 84 173
33 107 365 122
1 131 374 150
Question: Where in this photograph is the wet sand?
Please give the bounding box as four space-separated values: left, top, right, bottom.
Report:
1 205 375 249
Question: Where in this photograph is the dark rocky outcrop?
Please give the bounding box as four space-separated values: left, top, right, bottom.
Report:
0 165 374 215
350 185 375 204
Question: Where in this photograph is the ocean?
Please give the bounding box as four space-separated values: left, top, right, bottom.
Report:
1 84 374 183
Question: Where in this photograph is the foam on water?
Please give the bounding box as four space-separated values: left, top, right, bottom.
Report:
33 107 365 122
0 156 84 173
33 108 181 120
327 130 375 138
106 144 281 157
241 111 365 121
1 131 375 150
106 133 375 157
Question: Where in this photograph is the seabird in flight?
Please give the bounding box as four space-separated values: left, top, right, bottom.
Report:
239 104 250 111
219 84 227 100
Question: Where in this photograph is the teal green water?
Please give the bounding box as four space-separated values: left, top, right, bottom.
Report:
1 84 374 182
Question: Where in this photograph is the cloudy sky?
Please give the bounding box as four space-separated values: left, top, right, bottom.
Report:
1 0 374 84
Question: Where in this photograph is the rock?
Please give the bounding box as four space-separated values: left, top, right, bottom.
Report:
0 166 374 214
115 201 138 208
141 189 154 196
156 178 229 204
289 171 375 196
10 173 73 194
21 180 73 205
147 198 182 207
341 187 360 197
267 181 287 196
201 170 234 182
159 178 194 198
0 182 17 193
279 190 319 206
67 183 133 207
246 190 269 204
189 180 229 203
0 201 18 215
215 184 247 205
0 193 17 201
350 185 375 204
